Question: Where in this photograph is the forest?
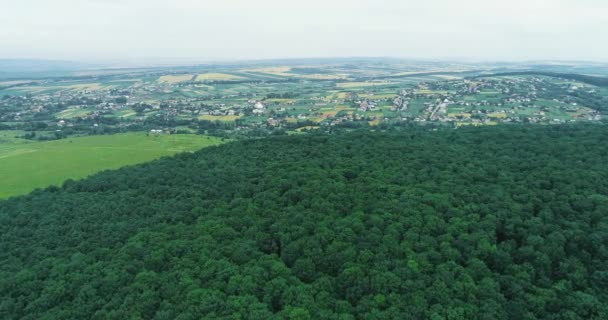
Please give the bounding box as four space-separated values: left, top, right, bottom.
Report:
1 124 608 319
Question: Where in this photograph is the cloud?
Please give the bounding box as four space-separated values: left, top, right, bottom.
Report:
1 0 607 61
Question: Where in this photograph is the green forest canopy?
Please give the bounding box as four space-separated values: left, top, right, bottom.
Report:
1 125 608 319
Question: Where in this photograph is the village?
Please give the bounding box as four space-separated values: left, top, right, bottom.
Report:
0 71 604 139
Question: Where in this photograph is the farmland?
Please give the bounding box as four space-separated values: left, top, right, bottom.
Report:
0 132 225 198
158 74 194 83
0 60 608 320
3 59 605 140
195 73 244 81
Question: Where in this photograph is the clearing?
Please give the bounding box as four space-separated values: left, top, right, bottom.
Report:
0 132 225 198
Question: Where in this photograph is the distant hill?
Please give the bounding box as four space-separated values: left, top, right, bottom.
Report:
0 59 94 79
1 125 608 319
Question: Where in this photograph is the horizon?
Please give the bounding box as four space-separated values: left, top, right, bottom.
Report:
2 56 608 70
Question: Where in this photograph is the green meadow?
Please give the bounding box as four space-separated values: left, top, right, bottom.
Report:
0 132 225 198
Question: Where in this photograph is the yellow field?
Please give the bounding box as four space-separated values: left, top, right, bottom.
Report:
448 113 472 119
266 98 296 103
195 73 244 81
198 114 241 121
368 119 381 126
487 112 507 118
158 74 194 83
242 66 291 74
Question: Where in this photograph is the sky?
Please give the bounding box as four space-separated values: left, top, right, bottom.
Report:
1 0 607 63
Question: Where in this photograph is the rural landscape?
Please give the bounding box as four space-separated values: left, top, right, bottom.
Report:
3 59 607 136
2 0 608 319
2 59 608 320
1 59 607 197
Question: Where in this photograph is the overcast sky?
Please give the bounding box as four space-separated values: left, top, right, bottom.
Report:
1 0 607 63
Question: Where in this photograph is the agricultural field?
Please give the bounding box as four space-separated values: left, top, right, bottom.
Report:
1 60 606 142
0 132 225 198
195 73 244 81
198 114 241 121
158 74 194 83
55 107 94 119
241 66 347 80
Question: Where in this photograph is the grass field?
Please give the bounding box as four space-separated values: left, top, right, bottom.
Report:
358 93 397 99
0 132 226 198
114 108 138 118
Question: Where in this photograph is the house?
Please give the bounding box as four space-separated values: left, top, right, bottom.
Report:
267 118 279 126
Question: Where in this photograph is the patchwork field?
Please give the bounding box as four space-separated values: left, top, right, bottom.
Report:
0 132 225 198
55 107 93 119
195 73 244 81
